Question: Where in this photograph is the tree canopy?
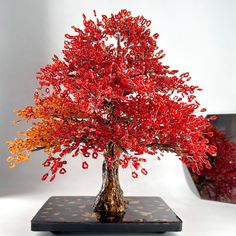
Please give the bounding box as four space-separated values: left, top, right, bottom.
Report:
7 10 216 181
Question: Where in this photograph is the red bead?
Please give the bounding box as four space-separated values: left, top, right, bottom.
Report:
132 162 140 170
41 173 48 181
42 161 50 167
92 152 98 159
138 158 147 162
209 116 217 120
82 161 88 169
132 171 138 178
59 168 66 174
141 168 148 175
83 152 90 158
50 174 56 182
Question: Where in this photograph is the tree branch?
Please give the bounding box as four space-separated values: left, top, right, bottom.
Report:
130 72 143 78
146 142 176 153
31 146 46 152
52 115 86 123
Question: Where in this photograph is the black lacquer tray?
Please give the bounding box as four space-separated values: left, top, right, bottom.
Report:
31 196 182 234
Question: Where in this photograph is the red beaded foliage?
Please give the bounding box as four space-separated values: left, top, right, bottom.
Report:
190 126 236 202
7 10 216 181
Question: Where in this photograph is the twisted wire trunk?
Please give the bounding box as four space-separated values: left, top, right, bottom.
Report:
93 143 126 222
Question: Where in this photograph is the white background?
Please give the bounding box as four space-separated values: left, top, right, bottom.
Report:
0 0 236 236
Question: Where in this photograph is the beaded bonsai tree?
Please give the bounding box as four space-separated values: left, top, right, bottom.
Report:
7 10 217 222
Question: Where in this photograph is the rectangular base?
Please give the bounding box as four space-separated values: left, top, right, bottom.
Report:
31 196 182 233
